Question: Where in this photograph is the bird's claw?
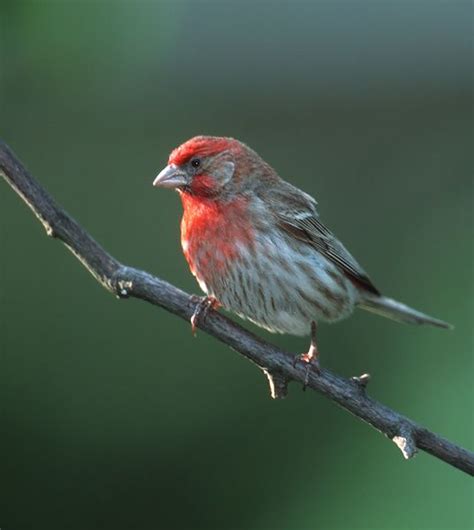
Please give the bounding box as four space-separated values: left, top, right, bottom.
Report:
293 321 321 389
293 353 321 389
190 296 220 335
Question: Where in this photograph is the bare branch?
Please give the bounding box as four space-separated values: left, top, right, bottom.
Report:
1 139 473 476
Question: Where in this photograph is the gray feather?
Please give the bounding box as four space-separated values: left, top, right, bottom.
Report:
359 293 453 329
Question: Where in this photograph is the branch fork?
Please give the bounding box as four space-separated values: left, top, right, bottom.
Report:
263 369 290 399
393 425 418 460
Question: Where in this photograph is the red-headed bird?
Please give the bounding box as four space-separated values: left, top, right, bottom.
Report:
153 136 451 368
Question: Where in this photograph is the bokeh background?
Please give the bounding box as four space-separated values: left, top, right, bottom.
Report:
1 1 472 529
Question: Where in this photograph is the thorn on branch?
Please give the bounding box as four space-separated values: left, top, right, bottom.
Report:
392 425 417 459
263 369 289 399
351 373 371 392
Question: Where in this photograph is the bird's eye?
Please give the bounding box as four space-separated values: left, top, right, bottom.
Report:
191 158 201 169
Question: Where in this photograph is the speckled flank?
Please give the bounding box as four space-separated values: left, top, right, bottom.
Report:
187 221 358 336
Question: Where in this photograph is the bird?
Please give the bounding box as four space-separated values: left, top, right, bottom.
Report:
153 135 451 372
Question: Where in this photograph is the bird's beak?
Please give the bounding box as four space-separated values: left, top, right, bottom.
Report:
153 164 188 189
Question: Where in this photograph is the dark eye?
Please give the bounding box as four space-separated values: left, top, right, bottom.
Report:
191 158 201 169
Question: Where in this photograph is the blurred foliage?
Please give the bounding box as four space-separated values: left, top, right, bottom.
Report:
1 1 472 529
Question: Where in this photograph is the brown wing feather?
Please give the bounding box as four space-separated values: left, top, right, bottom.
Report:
262 181 380 295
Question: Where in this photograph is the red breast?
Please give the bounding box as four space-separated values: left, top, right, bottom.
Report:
180 192 255 281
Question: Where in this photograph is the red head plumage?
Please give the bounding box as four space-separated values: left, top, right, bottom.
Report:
168 136 236 166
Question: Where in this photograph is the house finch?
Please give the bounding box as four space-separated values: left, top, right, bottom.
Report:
153 136 451 369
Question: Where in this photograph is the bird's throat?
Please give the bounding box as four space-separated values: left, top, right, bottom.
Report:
180 193 255 279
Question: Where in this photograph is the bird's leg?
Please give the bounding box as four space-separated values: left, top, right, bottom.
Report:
190 295 220 335
294 321 321 388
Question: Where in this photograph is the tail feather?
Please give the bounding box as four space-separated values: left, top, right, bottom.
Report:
358 294 453 329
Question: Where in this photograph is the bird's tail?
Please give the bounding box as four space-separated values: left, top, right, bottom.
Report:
358 293 453 329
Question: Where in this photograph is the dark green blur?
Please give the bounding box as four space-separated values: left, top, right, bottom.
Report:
1 1 472 529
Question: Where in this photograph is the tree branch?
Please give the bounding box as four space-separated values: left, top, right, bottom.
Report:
1 139 473 476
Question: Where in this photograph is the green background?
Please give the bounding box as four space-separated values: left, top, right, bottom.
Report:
1 1 472 529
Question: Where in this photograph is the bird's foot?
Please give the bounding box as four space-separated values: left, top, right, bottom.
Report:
293 321 321 389
190 295 220 335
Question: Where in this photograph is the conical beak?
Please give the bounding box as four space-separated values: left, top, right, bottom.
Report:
153 164 188 189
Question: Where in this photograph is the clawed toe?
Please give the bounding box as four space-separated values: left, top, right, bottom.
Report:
299 352 317 365
294 353 321 389
190 296 220 335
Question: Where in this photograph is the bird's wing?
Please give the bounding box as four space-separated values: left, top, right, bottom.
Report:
264 182 380 295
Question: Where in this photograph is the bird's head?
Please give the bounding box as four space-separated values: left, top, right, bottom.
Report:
153 136 271 198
